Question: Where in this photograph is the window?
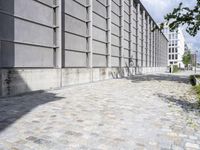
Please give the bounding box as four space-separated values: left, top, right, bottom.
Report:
169 48 171 53
175 41 178 46
172 54 174 59
175 54 178 59
172 48 174 53
169 55 171 59
172 41 175 46
175 48 178 53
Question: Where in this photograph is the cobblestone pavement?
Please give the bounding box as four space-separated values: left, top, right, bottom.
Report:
0 74 200 150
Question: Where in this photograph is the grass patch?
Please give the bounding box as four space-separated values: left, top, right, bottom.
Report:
193 85 200 107
172 65 179 73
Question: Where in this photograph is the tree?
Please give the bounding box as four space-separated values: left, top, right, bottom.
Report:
158 0 200 36
182 52 192 69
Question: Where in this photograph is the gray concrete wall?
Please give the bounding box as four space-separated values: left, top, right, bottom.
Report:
0 67 167 96
0 0 168 68
0 68 128 96
0 0 169 96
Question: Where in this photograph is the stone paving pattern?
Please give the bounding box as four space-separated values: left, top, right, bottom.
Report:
0 74 200 150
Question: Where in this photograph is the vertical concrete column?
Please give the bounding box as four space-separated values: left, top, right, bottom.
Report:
158 31 160 67
0 40 1 68
130 0 133 65
107 0 112 67
88 0 93 68
136 3 140 68
120 0 124 67
54 0 63 68
153 23 156 67
147 16 149 67
0 41 2 96
142 10 145 67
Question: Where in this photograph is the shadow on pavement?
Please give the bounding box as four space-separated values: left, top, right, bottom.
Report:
127 74 190 84
157 93 200 113
0 91 63 132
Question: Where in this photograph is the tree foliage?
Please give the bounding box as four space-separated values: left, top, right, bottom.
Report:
182 52 192 66
159 0 200 36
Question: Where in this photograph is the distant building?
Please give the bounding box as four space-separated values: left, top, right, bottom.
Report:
185 43 190 53
163 27 185 68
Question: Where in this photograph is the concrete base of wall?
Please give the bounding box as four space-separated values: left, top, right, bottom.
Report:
0 67 167 97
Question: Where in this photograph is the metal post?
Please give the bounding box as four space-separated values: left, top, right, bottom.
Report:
107 0 112 68
120 0 124 67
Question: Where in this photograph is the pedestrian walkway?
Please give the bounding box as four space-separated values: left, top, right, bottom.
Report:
0 74 200 149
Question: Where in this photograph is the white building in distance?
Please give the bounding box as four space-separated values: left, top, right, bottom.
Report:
163 27 185 68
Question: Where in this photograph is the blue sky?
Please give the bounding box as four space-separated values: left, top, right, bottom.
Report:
140 0 200 54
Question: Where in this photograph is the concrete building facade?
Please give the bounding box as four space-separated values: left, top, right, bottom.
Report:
0 0 168 96
163 27 185 68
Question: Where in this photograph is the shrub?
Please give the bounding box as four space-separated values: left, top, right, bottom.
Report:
172 65 179 73
193 85 200 107
189 75 196 86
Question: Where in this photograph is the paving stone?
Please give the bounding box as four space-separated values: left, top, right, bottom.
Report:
185 142 200 149
0 74 200 149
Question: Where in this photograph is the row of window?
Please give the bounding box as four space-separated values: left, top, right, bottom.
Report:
169 33 178 39
169 54 178 60
169 40 178 46
169 48 178 53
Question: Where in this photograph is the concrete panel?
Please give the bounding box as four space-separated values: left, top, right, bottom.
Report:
124 49 130 57
65 15 87 36
93 27 107 42
92 41 107 54
15 18 54 46
111 2 120 14
65 0 87 20
111 35 120 46
124 31 130 40
0 13 14 40
37 0 54 6
1 41 54 67
111 46 120 56
111 24 120 36
65 51 87 67
15 0 54 26
93 54 107 67
1 69 60 96
0 0 14 13
0 70 2 96
62 68 91 86
65 33 87 51
93 0 107 18
111 57 120 67
124 40 129 49
112 0 120 5
124 22 130 31
111 13 120 26
74 0 87 6
92 68 108 81
93 13 107 30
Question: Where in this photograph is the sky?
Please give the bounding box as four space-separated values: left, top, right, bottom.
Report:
140 0 200 54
